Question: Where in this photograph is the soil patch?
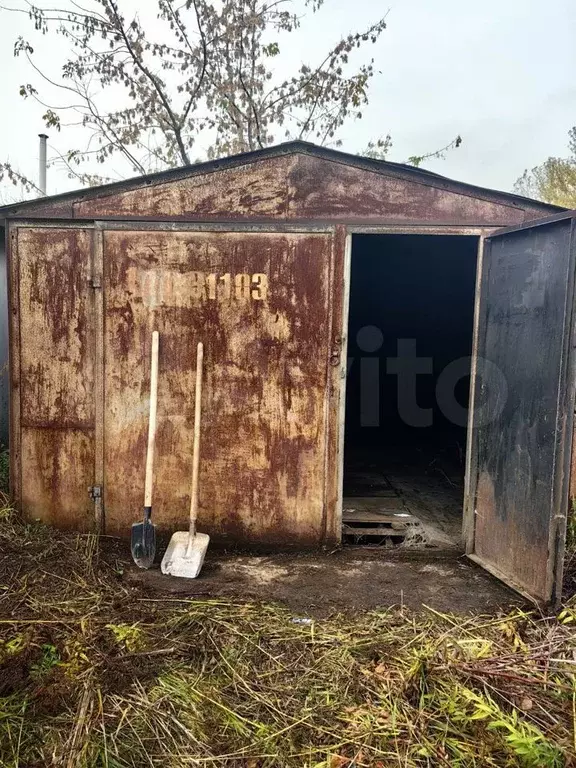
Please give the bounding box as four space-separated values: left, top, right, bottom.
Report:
122 546 525 616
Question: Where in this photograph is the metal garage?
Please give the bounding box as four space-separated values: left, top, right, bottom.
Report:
1 140 573 603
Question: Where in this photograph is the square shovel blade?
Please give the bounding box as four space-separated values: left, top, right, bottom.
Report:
161 531 210 578
131 520 156 569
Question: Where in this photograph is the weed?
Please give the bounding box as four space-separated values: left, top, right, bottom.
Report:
30 644 60 679
0 634 26 662
106 622 146 652
0 507 575 766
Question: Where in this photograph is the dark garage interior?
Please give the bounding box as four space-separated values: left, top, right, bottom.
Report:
343 234 479 547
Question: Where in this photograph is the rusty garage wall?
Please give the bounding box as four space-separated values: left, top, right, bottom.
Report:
1 143 555 225
9 222 342 546
2 143 559 547
102 228 337 545
71 152 548 225
11 227 96 529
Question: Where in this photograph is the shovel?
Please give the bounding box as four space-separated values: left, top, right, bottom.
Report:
161 341 210 578
131 330 159 569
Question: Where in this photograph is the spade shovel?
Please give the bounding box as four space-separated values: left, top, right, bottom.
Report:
131 330 159 569
161 341 210 578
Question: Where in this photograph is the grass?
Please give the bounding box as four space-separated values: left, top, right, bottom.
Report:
0 500 575 766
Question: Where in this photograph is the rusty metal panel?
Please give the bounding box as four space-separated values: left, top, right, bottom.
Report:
67 151 552 227
103 228 337 547
21 427 94 528
3 198 76 220
0 143 559 223
17 227 95 528
289 155 532 225
467 214 576 603
8 227 22 503
75 155 296 220
324 225 347 543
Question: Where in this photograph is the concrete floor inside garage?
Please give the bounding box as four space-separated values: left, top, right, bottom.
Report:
342 444 464 550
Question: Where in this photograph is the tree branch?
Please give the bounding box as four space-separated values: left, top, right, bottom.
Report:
107 0 191 164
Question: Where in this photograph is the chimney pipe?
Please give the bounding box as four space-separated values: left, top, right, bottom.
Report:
38 133 48 197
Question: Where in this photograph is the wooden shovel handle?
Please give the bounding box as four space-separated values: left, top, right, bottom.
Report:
144 331 159 508
189 342 203 536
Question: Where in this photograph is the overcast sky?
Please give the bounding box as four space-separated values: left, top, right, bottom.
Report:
0 0 574 201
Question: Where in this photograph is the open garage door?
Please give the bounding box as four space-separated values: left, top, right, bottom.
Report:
465 212 576 603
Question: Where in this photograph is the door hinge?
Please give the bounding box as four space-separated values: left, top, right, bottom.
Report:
330 337 342 366
89 485 102 500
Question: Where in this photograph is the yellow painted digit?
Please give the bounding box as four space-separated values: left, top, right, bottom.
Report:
252 273 268 301
235 273 251 300
184 271 269 302
206 273 217 300
219 273 232 301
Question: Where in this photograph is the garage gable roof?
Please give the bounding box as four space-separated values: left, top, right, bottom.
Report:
0 140 562 221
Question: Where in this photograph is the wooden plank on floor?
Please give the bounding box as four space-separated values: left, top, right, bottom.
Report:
342 509 416 526
343 525 410 536
343 500 408 519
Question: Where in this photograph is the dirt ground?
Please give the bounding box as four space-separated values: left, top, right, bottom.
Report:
123 544 525 616
2 508 574 766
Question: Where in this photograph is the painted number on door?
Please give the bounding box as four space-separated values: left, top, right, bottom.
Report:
199 272 268 301
141 271 269 307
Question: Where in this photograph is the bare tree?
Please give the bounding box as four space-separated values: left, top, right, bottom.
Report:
0 0 388 189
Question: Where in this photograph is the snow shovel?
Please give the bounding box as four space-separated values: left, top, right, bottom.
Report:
161 341 210 578
131 330 159 569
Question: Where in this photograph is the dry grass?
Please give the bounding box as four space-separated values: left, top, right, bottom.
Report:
0 499 575 767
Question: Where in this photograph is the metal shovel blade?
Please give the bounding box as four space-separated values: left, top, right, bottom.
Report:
160 531 210 578
131 519 156 569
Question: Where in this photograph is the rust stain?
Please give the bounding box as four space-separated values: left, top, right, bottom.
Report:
16 227 96 529
19 228 94 428
70 152 533 225
289 155 528 225
475 469 548 599
103 229 334 547
74 155 296 219
323 224 347 545
20 426 94 530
